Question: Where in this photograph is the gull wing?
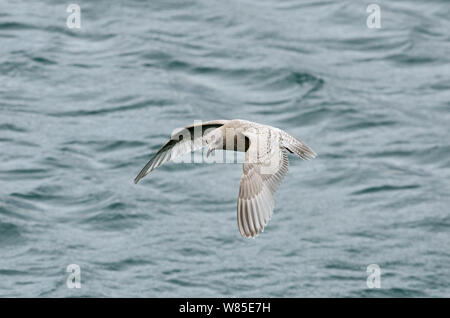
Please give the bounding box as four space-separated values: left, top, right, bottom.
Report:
237 129 289 238
134 120 228 183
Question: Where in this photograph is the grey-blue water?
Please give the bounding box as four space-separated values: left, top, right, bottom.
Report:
1 0 449 297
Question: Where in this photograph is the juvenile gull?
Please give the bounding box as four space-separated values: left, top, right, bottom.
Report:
134 119 316 238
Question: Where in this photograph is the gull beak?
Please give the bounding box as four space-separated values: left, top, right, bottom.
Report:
207 146 213 158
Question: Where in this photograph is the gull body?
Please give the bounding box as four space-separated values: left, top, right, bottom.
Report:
134 119 316 238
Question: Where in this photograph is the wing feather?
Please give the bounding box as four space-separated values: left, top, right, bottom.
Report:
134 120 228 183
237 147 289 238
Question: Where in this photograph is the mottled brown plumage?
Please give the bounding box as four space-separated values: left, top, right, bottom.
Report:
134 119 316 238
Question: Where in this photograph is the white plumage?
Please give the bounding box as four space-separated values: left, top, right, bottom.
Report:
134 119 316 238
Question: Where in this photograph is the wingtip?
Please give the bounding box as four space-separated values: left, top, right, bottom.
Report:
134 168 150 184
240 229 261 239
134 174 143 184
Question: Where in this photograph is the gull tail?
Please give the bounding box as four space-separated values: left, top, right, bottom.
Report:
281 132 317 160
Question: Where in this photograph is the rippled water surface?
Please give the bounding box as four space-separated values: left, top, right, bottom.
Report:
1 0 449 297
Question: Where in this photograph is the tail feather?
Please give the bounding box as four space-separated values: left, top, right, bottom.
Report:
281 132 316 160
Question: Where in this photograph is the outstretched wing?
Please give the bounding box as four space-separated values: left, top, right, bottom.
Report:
134 120 228 183
237 142 289 238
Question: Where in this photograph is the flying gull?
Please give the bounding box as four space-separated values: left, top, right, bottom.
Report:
134 119 316 238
